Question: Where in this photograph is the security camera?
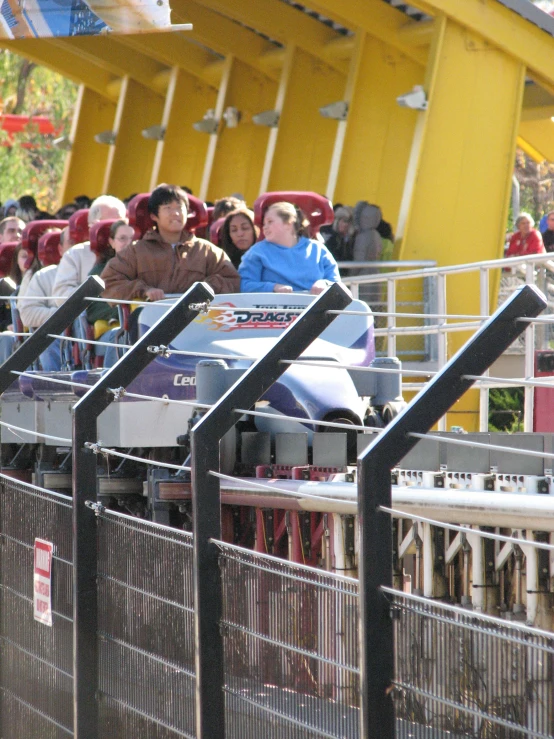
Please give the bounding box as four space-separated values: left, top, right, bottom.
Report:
396 85 428 111
252 110 280 127
319 101 349 120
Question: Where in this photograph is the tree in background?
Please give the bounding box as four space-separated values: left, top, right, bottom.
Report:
514 150 554 223
0 50 78 214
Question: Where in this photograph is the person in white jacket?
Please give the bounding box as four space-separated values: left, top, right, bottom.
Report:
20 228 73 371
53 194 126 305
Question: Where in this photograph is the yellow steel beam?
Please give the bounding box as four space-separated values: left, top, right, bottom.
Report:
102 76 165 197
196 56 232 200
518 121 554 162
396 19 435 46
150 66 217 194
521 106 554 122
170 0 279 81
395 16 525 429
117 32 219 87
52 36 169 94
516 135 547 164
304 0 428 66
59 86 116 203
203 59 277 203
1 38 117 100
261 45 346 194
408 0 554 89
329 31 421 228
198 0 349 75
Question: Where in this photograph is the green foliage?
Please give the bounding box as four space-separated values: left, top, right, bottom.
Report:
488 387 524 433
0 50 78 213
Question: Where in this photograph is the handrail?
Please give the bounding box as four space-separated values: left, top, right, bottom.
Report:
337 259 437 271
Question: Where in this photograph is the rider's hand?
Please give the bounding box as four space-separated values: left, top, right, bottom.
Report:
145 287 165 301
310 280 330 295
273 284 293 293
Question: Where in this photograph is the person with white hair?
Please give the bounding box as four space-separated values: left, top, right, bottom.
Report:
53 194 126 304
506 213 545 257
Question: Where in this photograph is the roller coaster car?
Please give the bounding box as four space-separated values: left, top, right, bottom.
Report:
0 292 404 495
105 293 401 460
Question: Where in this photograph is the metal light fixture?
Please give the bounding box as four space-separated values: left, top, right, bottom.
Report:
94 130 117 145
142 125 166 141
52 136 72 151
192 109 218 134
319 101 349 120
252 110 280 127
396 85 428 111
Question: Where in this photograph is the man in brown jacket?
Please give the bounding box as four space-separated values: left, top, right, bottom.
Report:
101 184 240 301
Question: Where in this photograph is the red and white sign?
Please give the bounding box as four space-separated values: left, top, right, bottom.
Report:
33 538 53 626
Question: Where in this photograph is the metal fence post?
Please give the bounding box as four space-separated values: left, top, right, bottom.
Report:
0 275 104 392
191 283 352 739
71 282 214 739
358 284 547 739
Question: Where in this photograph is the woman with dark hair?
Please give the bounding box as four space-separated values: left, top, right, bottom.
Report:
87 219 134 326
219 209 258 268
10 242 31 286
239 201 340 294
0 243 36 362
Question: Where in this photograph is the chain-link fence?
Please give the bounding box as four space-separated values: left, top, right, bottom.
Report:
97 509 196 738
0 474 74 738
217 541 360 739
389 587 554 739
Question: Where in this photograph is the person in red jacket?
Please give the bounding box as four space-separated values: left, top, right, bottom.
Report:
506 213 545 257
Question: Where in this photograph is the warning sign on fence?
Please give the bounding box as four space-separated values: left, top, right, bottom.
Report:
34 538 53 626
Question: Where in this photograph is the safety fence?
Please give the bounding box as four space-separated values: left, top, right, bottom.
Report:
0 279 551 739
0 476 73 739
3 473 554 738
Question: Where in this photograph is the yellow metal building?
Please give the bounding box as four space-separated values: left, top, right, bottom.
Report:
2 0 554 427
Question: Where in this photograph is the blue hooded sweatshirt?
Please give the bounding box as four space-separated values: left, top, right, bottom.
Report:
239 236 340 293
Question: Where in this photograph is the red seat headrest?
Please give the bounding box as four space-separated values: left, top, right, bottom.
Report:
127 192 209 239
209 217 226 247
37 232 61 267
0 243 17 278
89 219 119 257
69 209 90 245
21 220 68 269
253 191 334 238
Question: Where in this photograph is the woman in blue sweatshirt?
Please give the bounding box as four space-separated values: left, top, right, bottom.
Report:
239 201 340 294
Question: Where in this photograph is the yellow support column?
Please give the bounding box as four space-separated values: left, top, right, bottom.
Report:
262 47 346 194
151 67 217 194
59 85 116 203
396 16 526 430
205 59 277 204
103 76 165 198
329 31 422 229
